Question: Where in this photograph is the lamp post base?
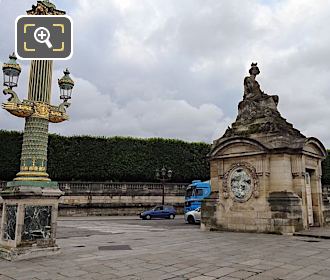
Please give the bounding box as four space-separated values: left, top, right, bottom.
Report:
0 244 60 261
0 181 63 261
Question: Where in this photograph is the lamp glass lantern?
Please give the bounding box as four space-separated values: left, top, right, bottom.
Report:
58 68 74 101
2 53 21 88
167 169 172 179
161 167 166 177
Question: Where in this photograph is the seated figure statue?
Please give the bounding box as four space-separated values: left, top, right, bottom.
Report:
244 63 263 99
243 63 278 105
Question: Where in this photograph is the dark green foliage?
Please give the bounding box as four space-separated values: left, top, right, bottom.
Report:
0 130 22 181
2 130 330 184
322 150 330 185
0 130 210 182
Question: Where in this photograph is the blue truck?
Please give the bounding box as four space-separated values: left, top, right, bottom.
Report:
184 180 211 213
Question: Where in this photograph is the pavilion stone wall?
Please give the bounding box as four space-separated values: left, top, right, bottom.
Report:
203 143 327 234
203 153 303 233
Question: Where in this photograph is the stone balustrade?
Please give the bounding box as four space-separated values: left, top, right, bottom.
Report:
58 181 187 195
0 181 188 216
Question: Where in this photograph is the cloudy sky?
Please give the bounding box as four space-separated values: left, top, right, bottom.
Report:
0 0 330 146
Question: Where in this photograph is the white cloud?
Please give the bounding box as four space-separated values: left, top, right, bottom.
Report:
0 0 330 147
50 74 228 142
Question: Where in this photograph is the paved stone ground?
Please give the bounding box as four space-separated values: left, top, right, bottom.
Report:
294 226 330 239
1 216 330 280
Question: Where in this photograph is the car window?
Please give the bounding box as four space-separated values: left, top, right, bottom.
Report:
154 206 161 211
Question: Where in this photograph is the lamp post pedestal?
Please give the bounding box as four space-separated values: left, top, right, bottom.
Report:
0 181 63 261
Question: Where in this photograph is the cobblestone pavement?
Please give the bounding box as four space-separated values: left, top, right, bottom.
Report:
1 217 330 280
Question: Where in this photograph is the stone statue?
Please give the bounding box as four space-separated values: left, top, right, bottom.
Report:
244 63 262 100
241 63 279 109
221 62 303 139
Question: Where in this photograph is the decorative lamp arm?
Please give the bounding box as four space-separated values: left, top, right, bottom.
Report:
3 88 22 104
58 100 71 113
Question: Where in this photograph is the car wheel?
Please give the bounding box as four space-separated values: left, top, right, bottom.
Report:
169 214 175 219
187 215 195 224
146 215 151 220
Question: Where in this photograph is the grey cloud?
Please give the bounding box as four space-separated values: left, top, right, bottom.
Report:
1 0 330 147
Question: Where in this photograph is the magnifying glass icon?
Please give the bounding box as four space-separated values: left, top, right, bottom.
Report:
34 27 53 49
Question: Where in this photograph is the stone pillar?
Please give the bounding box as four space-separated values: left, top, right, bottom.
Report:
312 166 324 226
201 191 219 231
201 161 219 230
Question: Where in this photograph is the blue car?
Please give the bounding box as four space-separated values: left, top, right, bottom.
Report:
140 205 176 220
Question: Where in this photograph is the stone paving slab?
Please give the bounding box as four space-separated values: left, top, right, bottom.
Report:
1 217 330 280
293 226 330 239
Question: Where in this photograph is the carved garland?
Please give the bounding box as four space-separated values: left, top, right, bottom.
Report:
222 162 259 202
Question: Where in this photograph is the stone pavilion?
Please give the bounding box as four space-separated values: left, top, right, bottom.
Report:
201 63 327 234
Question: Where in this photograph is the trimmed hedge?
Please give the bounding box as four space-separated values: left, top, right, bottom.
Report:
1 130 329 184
0 130 22 181
0 130 210 182
322 150 330 185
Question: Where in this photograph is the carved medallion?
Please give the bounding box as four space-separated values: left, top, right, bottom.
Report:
33 103 50 119
222 162 259 202
230 168 252 201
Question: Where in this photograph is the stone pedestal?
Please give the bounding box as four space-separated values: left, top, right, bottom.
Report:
200 192 219 231
202 63 327 234
0 181 63 261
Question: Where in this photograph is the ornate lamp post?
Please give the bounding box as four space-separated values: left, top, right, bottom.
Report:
0 1 74 261
156 166 172 205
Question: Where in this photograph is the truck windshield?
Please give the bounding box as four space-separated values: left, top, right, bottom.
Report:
195 188 203 196
185 186 195 198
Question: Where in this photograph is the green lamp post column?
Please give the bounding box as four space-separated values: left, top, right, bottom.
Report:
13 61 74 182
16 60 54 182
0 0 74 261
